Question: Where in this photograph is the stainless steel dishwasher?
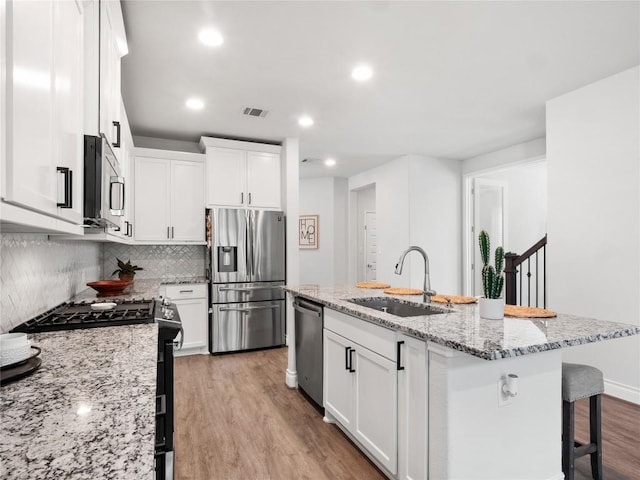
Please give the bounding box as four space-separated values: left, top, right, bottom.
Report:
293 297 324 408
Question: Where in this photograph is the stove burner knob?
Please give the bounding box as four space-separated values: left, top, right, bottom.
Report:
160 296 172 307
163 310 174 320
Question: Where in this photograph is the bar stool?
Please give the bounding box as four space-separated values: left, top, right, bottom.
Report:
561 362 604 480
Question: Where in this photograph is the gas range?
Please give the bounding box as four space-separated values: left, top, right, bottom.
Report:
11 299 158 333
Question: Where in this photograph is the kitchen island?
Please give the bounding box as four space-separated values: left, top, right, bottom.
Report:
284 285 639 480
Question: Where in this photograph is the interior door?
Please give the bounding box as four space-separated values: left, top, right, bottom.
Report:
364 211 377 281
472 178 507 296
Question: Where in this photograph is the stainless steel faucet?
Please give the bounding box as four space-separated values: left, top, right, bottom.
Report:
394 246 436 303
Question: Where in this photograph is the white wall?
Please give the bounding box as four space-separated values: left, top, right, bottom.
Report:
408 156 462 294
547 66 640 403
349 157 411 285
356 186 376 282
478 161 547 254
348 155 461 292
462 137 545 175
298 177 347 285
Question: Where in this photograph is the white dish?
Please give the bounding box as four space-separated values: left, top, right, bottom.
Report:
0 332 28 349
0 340 32 367
91 302 117 311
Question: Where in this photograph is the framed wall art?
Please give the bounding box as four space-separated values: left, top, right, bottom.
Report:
299 215 319 249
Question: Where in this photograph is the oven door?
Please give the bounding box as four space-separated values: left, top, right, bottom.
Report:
211 300 285 353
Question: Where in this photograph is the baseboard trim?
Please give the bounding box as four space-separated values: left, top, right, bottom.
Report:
604 379 640 404
547 473 564 480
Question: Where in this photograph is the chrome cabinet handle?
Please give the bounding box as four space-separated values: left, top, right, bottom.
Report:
171 226 174 239
56 167 72 208
179 289 194 293
248 192 252 204
241 192 244 204
167 226 171 239
219 305 279 312
127 222 133 237
345 346 351 371
112 121 121 148
349 349 356 373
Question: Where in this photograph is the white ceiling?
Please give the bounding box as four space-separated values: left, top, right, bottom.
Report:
121 1 639 178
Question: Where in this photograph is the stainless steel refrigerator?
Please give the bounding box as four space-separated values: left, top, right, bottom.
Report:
206 208 286 354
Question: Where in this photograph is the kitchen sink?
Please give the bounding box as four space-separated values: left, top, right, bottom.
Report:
347 297 449 317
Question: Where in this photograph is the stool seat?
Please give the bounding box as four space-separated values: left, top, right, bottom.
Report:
561 362 603 480
562 362 604 402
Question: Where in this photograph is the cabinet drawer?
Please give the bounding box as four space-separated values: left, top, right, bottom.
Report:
163 283 207 300
325 308 396 361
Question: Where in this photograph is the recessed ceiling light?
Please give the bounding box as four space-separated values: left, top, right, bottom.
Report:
351 64 373 82
325 158 336 167
298 115 314 127
186 98 204 110
198 28 224 47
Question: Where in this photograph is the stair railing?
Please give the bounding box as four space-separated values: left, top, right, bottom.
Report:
504 235 547 308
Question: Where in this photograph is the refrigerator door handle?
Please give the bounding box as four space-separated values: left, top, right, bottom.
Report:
219 305 279 313
219 285 279 292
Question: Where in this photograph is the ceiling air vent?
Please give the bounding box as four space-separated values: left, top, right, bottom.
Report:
243 107 269 118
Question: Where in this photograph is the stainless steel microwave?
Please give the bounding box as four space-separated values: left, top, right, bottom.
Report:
83 134 125 229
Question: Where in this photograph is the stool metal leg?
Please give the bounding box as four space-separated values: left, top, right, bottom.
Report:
563 400 575 480
590 394 603 480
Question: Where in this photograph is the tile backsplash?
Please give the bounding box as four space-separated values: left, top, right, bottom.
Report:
0 234 102 333
102 244 205 281
0 236 206 333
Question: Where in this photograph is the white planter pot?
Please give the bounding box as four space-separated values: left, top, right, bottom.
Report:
479 297 505 320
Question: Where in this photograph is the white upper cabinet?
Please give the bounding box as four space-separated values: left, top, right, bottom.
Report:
99 0 126 153
246 151 281 209
3 0 84 227
206 147 246 207
134 148 205 244
200 137 282 210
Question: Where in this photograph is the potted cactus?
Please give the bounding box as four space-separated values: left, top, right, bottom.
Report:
112 258 143 283
478 230 505 320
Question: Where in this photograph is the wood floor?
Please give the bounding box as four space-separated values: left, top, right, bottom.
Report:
174 347 385 480
174 348 640 480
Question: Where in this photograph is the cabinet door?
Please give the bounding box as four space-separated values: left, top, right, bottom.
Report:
397 334 428 480
134 157 171 241
354 345 398 474
323 329 355 429
246 151 281 209
99 0 122 150
5 0 56 215
206 147 246 207
52 0 83 224
173 298 208 352
171 160 205 241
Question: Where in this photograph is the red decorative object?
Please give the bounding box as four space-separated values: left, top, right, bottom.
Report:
86 280 132 297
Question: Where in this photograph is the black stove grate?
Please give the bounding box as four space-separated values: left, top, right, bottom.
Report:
12 299 156 333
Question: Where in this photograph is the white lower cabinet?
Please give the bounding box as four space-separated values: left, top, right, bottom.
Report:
160 284 208 355
323 309 398 475
397 333 428 480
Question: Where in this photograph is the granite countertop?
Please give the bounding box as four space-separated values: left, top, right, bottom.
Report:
72 276 206 303
285 285 640 361
0 324 158 479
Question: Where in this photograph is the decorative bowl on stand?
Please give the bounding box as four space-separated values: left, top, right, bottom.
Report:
86 280 132 297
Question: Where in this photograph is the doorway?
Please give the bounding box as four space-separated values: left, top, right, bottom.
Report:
355 185 376 283
363 211 377 281
463 158 547 296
